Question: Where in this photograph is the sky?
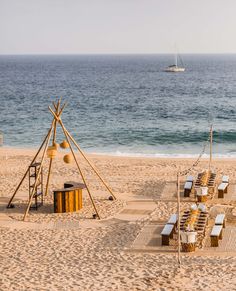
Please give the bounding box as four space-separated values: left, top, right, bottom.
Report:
0 0 236 54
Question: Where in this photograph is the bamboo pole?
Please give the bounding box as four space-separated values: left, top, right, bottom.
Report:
45 101 60 196
45 153 53 196
58 102 67 116
53 97 61 111
59 119 100 219
23 120 55 221
7 127 52 208
209 124 213 170
177 172 181 266
64 126 116 200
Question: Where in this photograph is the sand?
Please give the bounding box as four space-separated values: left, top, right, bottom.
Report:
0 147 236 290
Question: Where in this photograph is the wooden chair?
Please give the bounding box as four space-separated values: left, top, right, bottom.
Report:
161 224 174 246
210 225 223 247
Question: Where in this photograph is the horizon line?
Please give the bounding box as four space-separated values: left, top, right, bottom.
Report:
1 52 236 56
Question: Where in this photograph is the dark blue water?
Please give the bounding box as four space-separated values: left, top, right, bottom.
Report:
0 54 236 157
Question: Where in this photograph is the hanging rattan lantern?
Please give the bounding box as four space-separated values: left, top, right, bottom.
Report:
63 154 72 164
53 142 59 150
60 140 69 149
47 146 57 159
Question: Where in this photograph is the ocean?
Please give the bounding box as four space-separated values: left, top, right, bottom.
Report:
0 54 236 157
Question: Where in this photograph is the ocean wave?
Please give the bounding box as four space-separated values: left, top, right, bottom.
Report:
90 150 236 158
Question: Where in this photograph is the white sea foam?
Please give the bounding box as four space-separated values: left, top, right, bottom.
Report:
90 150 236 159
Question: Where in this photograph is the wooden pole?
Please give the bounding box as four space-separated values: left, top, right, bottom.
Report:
64 126 116 200
23 120 55 221
45 151 53 196
53 97 62 111
177 172 181 266
45 101 60 196
59 119 101 219
209 124 213 170
7 127 52 208
58 102 67 116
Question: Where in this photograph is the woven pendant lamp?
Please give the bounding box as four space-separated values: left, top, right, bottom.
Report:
53 142 59 150
63 154 72 164
60 140 69 149
47 145 57 159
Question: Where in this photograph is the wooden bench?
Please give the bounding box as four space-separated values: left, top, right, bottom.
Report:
161 224 174 246
218 183 228 198
222 175 229 184
167 214 178 232
186 175 194 182
210 225 223 247
215 213 226 228
184 181 193 197
167 214 178 226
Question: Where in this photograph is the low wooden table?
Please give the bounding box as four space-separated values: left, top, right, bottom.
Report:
195 172 216 195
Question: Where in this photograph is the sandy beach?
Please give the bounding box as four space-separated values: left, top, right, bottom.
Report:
0 147 236 290
2 1 236 290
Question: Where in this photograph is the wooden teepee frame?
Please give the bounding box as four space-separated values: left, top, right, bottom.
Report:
7 99 116 221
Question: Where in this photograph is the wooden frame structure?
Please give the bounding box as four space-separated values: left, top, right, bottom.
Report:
7 99 116 221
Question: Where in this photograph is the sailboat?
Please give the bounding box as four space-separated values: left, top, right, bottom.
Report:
165 53 185 72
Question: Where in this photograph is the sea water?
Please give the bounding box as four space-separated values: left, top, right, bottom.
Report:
0 54 236 157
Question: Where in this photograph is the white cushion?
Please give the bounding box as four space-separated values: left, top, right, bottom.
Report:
211 225 222 236
218 183 227 191
186 175 194 182
161 224 174 235
215 214 225 225
184 181 192 190
222 175 229 183
167 214 178 224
